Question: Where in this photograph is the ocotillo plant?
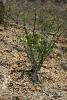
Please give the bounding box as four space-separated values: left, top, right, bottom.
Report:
21 9 62 83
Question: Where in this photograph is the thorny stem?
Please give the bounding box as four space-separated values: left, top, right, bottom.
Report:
23 14 38 73
33 8 37 35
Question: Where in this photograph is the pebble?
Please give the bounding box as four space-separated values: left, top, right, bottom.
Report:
0 34 4 41
40 67 46 73
13 45 23 52
61 62 67 71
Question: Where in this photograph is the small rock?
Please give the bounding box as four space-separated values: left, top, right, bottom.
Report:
61 62 67 70
0 26 4 31
30 86 36 91
0 29 3 31
61 47 67 52
8 82 13 87
13 45 23 52
4 49 12 53
11 71 24 81
12 96 19 100
0 74 4 82
36 86 41 91
54 49 62 57
15 60 25 68
26 62 31 67
0 34 4 41
40 67 45 73
42 63 47 68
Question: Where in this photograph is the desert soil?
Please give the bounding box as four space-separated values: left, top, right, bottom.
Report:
0 24 67 100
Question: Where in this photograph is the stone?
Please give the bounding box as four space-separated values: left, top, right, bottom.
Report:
0 34 4 41
40 67 45 73
13 45 23 52
61 47 67 52
61 62 67 71
0 74 4 84
42 63 47 68
12 96 19 100
0 26 4 31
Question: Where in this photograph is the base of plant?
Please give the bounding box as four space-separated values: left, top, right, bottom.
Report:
27 70 39 83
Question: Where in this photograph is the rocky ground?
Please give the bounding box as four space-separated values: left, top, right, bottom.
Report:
0 24 67 100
